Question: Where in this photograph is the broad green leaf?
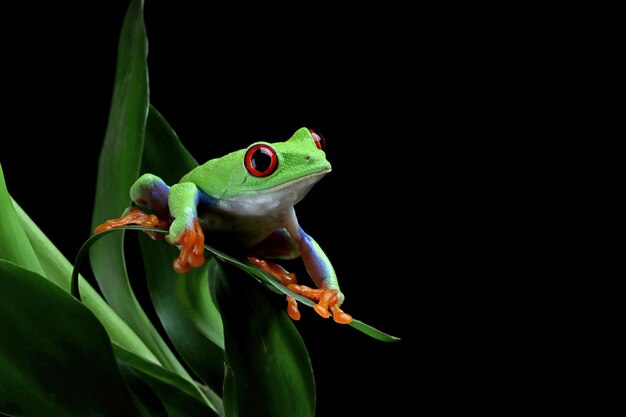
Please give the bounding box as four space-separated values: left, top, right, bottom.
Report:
88 0 188 376
139 234 225 396
0 163 44 276
12 199 160 364
114 344 222 417
212 260 316 417
0 260 141 417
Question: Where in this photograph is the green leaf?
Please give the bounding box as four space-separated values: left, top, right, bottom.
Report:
139 234 225 395
88 0 189 376
212 260 316 417
0 260 141 417
0 163 44 276
114 344 222 417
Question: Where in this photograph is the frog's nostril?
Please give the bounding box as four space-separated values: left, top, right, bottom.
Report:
305 156 310 160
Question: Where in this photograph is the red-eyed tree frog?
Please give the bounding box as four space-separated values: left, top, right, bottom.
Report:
94 127 352 324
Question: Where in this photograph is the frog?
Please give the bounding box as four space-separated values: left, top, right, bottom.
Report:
94 127 352 324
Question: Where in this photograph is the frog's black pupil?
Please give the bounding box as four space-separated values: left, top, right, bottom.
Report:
252 148 272 172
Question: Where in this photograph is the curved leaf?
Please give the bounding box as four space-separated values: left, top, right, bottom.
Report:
73 225 399 342
0 261 141 417
212 259 316 417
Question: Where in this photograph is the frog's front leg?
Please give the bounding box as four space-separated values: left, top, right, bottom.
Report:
94 173 170 238
167 182 205 274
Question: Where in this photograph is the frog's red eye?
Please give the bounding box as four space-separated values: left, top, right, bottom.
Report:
244 144 278 177
309 129 326 150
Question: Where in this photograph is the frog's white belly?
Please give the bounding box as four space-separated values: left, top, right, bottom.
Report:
197 171 325 248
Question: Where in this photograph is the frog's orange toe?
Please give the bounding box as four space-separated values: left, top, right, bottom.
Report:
286 296 301 321
313 304 330 319
330 305 353 324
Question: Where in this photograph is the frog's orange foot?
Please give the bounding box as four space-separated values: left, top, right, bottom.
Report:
93 207 168 239
172 218 205 274
287 284 353 324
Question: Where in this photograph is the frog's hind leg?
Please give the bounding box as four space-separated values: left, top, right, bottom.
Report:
246 229 352 324
94 174 170 239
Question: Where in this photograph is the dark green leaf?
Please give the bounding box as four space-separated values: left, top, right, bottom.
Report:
0 260 141 417
212 260 316 417
114 344 222 417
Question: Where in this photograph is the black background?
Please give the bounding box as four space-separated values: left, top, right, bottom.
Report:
0 1 490 416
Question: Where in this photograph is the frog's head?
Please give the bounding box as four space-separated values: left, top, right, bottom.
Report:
201 127 331 203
